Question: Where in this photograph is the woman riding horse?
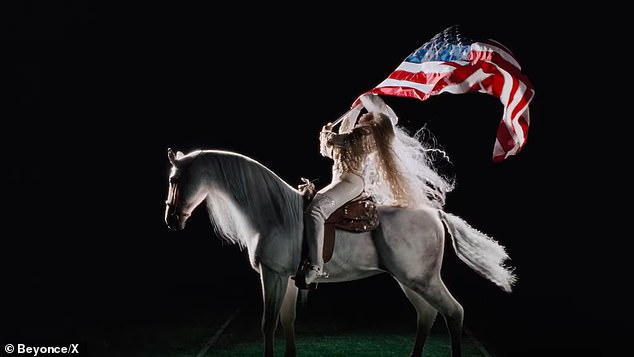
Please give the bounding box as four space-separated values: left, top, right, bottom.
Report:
298 94 455 286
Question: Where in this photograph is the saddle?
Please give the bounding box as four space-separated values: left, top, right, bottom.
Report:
322 196 379 262
298 178 379 264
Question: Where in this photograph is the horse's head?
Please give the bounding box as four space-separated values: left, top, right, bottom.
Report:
164 148 207 231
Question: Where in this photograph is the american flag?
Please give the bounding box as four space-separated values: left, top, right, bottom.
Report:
354 25 535 162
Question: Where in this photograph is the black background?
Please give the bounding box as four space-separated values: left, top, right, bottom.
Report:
2 2 629 356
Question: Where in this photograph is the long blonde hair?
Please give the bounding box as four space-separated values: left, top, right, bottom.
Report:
364 112 454 209
367 113 409 206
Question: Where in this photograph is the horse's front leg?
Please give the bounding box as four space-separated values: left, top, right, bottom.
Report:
279 277 298 357
259 263 289 357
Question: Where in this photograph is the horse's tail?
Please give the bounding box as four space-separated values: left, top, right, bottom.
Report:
438 210 517 293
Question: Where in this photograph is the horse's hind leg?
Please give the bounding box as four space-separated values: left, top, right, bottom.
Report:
279 277 298 357
405 277 464 357
260 263 289 357
395 280 438 357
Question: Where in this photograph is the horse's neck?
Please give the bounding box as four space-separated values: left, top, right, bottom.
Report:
203 154 303 234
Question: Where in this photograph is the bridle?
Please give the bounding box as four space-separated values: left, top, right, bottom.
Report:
165 150 201 224
165 171 181 211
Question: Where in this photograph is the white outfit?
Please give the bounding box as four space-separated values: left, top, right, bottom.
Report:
304 124 375 272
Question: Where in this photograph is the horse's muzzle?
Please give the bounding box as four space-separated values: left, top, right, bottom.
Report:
165 204 184 231
165 212 181 231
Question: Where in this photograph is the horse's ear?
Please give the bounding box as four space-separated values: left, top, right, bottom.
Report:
168 148 188 168
167 148 178 166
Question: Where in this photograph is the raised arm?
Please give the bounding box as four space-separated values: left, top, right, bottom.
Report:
319 123 372 158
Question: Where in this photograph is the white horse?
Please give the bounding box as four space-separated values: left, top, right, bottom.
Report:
164 148 516 357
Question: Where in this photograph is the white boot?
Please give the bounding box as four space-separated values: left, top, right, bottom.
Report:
304 264 322 285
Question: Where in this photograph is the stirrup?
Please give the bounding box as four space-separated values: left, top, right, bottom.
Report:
293 262 327 290
305 264 329 286
312 265 329 279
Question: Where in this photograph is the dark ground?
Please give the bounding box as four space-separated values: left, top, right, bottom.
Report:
2 3 630 356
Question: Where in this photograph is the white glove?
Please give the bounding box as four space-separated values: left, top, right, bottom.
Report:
359 94 398 124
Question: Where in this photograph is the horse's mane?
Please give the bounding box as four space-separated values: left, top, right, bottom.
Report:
193 150 304 247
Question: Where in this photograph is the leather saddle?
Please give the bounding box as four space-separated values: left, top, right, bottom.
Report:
322 196 379 262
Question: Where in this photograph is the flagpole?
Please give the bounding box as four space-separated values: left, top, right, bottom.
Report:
330 103 363 127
